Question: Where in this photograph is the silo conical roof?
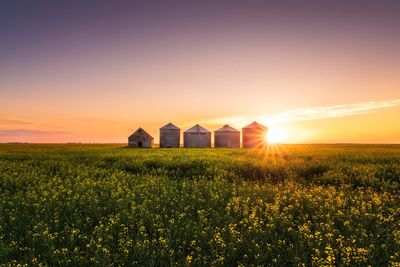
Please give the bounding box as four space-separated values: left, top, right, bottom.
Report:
242 121 267 130
215 125 239 132
160 123 180 130
184 124 210 133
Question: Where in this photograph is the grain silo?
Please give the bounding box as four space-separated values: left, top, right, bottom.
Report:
242 121 268 148
159 123 180 148
214 125 240 148
128 128 154 148
183 124 211 148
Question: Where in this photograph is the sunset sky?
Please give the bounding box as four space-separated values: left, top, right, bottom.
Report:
1 0 400 143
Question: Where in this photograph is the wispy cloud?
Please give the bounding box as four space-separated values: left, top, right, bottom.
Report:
0 118 32 126
207 98 400 126
0 129 72 137
264 98 400 124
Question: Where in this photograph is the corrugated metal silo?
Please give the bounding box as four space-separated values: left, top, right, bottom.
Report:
183 124 211 148
242 121 268 148
214 125 240 148
159 123 180 148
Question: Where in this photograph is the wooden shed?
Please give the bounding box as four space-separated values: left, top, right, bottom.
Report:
128 128 154 148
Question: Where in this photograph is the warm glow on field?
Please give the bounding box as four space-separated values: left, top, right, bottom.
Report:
267 126 289 144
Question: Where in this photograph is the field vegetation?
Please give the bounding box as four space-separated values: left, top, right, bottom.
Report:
0 144 399 266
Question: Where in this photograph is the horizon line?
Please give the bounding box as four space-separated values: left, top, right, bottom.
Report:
2 142 399 145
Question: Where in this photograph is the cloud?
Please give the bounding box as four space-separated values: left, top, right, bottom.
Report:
264 98 400 124
206 98 400 126
0 129 72 137
0 118 32 126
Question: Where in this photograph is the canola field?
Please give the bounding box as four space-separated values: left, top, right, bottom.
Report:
0 144 399 266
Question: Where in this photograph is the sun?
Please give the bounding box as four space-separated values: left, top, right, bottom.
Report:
267 126 289 144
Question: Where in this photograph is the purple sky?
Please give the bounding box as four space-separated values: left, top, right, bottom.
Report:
1 0 400 143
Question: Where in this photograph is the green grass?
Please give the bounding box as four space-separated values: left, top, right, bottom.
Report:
0 144 399 266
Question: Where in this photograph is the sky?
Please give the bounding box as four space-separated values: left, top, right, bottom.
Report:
1 0 400 143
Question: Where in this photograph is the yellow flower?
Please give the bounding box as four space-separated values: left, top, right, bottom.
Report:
186 255 193 263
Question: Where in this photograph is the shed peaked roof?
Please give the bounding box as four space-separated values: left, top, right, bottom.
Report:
242 121 267 130
215 124 239 132
129 127 154 139
160 123 180 130
184 124 210 133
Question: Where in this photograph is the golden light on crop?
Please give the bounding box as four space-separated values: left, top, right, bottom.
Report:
267 126 289 144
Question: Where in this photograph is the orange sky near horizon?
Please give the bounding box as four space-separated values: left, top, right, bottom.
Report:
1 101 399 144
1 1 400 144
